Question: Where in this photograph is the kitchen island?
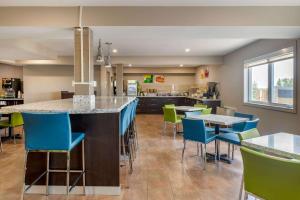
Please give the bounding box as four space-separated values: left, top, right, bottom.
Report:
0 96 135 195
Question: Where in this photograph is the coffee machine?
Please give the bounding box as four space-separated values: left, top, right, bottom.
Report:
2 78 22 98
204 82 219 99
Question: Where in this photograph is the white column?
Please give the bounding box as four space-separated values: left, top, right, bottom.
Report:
116 64 124 96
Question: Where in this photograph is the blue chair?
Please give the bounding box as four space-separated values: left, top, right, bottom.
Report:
182 118 217 170
185 111 214 132
21 112 86 196
130 99 139 150
217 118 259 160
220 112 255 133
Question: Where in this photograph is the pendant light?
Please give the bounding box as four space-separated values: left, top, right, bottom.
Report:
104 42 112 68
96 39 104 63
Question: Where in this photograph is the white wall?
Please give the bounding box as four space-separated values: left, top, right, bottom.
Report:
0 63 23 93
123 67 197 93
218 39 300 134
23 65 101 103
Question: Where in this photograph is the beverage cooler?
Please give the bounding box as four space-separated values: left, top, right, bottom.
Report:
127 80 138 96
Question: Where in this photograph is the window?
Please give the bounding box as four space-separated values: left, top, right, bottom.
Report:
244 47 296 112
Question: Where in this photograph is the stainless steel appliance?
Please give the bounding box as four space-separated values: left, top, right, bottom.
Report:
2 78 22 98
127 80 138 96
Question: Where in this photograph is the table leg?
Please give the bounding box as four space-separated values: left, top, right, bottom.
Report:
205 124 232 164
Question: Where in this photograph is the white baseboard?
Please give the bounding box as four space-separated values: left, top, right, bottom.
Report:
25 185 121 195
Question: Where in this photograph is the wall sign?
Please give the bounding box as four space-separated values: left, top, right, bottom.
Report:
143 74 153 83
154 75 165 83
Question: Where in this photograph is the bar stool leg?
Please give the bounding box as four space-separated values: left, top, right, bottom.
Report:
46 152 50 196
66 152 70 196
0 134 3 152
134 118 139 149
82 140 86 195
22 151 28 200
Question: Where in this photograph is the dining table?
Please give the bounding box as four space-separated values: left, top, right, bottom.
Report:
189 114 248 163
242 132 300 160
175 106 204 112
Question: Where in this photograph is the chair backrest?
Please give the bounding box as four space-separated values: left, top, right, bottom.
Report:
121 103 132 135
164 104 175 108
11 112 24 127
194 104 207 108
185 111 202 118
133 98 139 118
201 108 212 115
130 100 137 121
182 118 208 143
244 118 259 131
232 112 255 132
162 107 177 123
240 147 300 200
233 118 260 132
216 107 226 115
238 128 260 141
234 112 254 120
22 112 72 151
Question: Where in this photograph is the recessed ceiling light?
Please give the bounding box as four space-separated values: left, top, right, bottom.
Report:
179 64 184 67
112 49 118 53
128 64 132 67
185 48 190 52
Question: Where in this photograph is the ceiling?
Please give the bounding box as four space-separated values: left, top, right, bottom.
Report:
0 26 300 61
1 0 300 6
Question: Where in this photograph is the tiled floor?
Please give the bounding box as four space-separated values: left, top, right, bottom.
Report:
0 114 246 200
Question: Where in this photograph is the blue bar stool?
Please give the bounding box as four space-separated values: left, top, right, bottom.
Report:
22 112 86 196
121 104 134 173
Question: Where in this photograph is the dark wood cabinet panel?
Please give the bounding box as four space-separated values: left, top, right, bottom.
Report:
137 97 220 114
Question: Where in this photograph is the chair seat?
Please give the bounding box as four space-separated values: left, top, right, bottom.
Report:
217 132 241 145
219 127 234 133
205 127 215 132
206 132 217 143
70 132 85 150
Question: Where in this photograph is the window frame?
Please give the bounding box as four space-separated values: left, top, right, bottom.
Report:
244 47 297 113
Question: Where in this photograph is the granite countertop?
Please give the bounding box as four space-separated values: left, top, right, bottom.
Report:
0 96 135 114
0 98 24 101
242 132 300 160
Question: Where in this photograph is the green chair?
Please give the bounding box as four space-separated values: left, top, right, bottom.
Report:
164 104 175 108
163 107 182 139
238 128 260 141
201 108 212 115
0 112 24 144
240 147 300 200
194 104 207 108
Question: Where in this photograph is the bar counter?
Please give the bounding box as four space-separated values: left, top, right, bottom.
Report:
0 96 135 195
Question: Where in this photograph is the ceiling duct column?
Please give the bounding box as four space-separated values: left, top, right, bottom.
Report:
116 64 124 96
73 27 95 103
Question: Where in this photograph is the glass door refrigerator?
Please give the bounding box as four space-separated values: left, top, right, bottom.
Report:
127 80 138 96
